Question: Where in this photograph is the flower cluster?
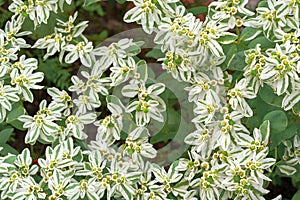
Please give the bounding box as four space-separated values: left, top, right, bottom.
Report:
0 16 43 122
243 0 300 114
244 0 299 39
9 0 72 28
33 11 94 67
0 0 298 199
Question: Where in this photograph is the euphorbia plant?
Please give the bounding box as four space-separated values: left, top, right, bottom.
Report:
0 0 299 199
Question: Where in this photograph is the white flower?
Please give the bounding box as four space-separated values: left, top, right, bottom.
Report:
33 0 59 26
184 124 213 158
33 33 66 60
65 111 97 140
195 20 231 58
38 144 77 178
124 0 162 34
214 111 249 151
73 95 101 114
0 18 31 49
110 57 137 86
69 75 87 94
274 29 300 46
81 70 109 98
236 122 270 162
47 87 73 116
56 11 88 38
243 44 266 94
243 148 275 184
47 169 70 199
9 0 58 28
186 72 221 103
8 0 32 21
65 39 94 67
276 0 300 28
19 115 59 145
0 81 19 122
227 78 255 117
14 148 39 177
189 161 227 200
0 149 39 199
1 17 31 48
10 67 44 102
124 82 166 126
278 135 300 175
135 162 167 200
93 38 142 69
76 150 107 178
124 127 157 164
122 81 165 103
225 168 269 199
127 99 164 126
65 178 101 200
151 162 183 195
193 100 219 124
260 42 300 95
95 113 123 143
282 87 300 112
209 0 254 29
12 177 46 200
160 50 196 82
244 0 287 38
177 151 201 180
11 55 38 72
107 158 142 200
155 5 201 52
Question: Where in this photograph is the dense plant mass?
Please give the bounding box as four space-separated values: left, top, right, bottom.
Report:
0 0 299 199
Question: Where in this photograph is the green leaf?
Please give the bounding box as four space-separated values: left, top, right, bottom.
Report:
277 164 297 176
73 151 83 162
23 12 66 40
257 0 267 8
136 60 148 82
292 189 300 200
0 0 5 6
259 120 270 144
37 56 71 90
116 0 126 3
220 43 237 70
6 102 26 131
244 95 277 132
146 47 164 59
0 144 18 155
150 108 180 144
217 33 238 44
227 50 246 71
125 44 142 55
0 128 14 144
292 101 300 115
0 10 12 28
240 27 262 42
270 123 300 150
106 95 124 109
8 120 26 131
263 110 288 134
221 43 246 71
259 85 283 107
84 0 101 7
188 6 208 15
6 103 26 122
248 36 275 49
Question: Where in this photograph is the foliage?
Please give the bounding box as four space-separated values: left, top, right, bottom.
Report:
0 0 299 200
